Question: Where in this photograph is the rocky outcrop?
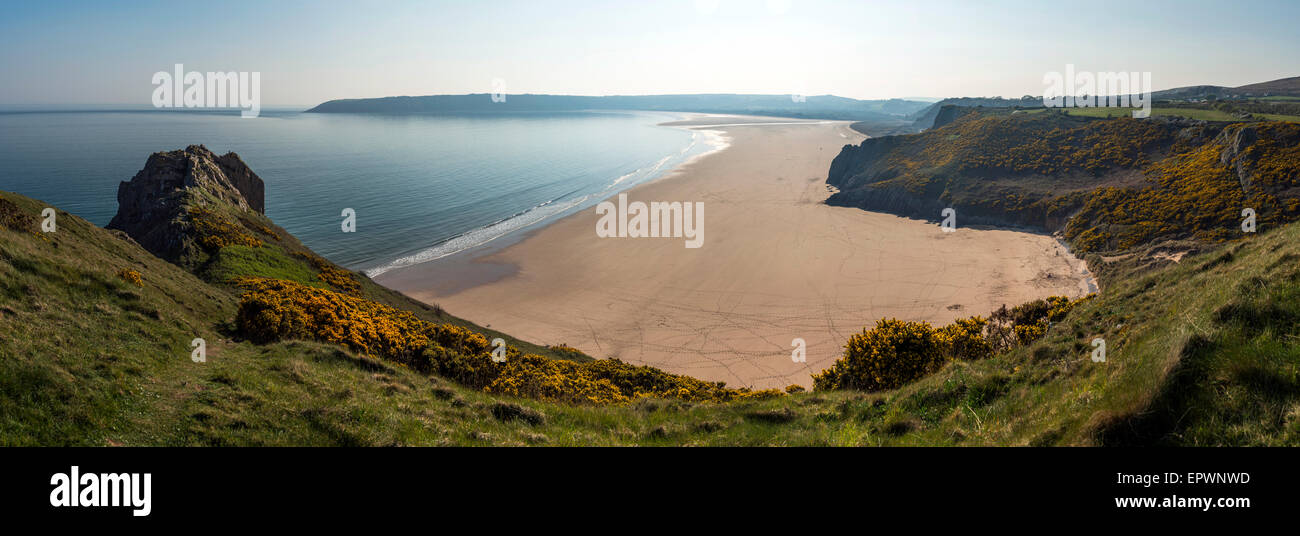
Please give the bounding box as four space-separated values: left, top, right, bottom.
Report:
107 145 264 262
1220 123 1300 187
1221 125 1260 194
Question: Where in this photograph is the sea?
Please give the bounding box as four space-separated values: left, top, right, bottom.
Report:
0 108 722 274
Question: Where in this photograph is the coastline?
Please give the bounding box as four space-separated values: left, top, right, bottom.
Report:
362 111 736 278
376 115 1097 389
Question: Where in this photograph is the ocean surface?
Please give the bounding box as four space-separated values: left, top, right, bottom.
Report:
0 109 720 273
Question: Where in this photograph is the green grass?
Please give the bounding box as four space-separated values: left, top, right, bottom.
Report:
1256 113 1300 122
202 245 324 286
4 189 1300 445
1062 106 1300 123
1062 107 1234 121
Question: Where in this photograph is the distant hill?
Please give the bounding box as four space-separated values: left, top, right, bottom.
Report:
305 93 933 123
1134 76 1300 100
1234 76 1300 95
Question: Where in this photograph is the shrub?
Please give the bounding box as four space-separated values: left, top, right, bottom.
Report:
233 277 782 405
546 344 587 359
489 402 546 425
815 296 1092 393
233 277 489 362
940 316 992 360
1064 123 1300 252
485 353 629 404
292 252 360 294
188 206 262 250
0 195 35 232
813 318 952 392
116 268 143 287
987 294 1092 352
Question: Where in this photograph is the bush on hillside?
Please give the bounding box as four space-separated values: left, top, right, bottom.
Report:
812 318 953 392
939 316 993 360
117 268 143 287
987 295 1092 351
0 195 35 232
188 205 262 250
233 277 781 405
815 295 1093 393
292 252 361 294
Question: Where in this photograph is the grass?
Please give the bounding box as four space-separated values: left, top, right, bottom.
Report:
4 188 1300 445
1062 107 1234 121
203 245 325 287
187 188 587 363
1062 106 1300 123
1257 112 1300 122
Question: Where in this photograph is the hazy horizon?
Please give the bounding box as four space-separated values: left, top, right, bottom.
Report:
3 0 1299 107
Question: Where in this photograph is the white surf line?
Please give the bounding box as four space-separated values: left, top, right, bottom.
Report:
368 114 732 277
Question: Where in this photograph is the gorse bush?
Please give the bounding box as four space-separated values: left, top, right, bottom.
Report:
813 318 953 392
234 277 488 360
117 268 143 287
949 115 1171 175
815 295 1093 392
292 252 360 294
482 353 779 405
939 316 992 360
188 205 262 250
1062 122 1300 252
233 277 781 405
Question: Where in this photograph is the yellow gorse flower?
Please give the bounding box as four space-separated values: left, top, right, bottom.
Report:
233 277 782 405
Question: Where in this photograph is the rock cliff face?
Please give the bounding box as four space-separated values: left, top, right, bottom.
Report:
107 145 264 261
827 109 1300 253
1218 123 1300 195
826 112 1197 230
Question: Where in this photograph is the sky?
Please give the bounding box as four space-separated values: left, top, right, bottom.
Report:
1 0 1298 106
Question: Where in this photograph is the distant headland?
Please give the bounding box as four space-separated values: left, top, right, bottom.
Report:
304 93 931 123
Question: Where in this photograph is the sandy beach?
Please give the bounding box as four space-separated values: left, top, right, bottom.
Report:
377 116 1095 390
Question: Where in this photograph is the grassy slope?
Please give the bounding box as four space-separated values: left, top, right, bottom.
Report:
186 186 585 363
877 225 1300 446
3 188 1298 446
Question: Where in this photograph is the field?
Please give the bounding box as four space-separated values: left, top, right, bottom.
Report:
1062 106 1300 122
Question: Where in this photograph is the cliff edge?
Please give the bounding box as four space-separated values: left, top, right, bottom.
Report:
107 145 265 263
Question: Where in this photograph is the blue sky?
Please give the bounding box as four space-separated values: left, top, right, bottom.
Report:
2 0 1297 106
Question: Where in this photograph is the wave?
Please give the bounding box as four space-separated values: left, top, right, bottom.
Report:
608 154 671 189
364 120 732 278
364 193 592 277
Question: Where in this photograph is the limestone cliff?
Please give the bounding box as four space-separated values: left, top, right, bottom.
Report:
107 145 265 263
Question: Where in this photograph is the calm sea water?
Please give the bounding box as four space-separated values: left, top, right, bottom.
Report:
0 109 717 273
